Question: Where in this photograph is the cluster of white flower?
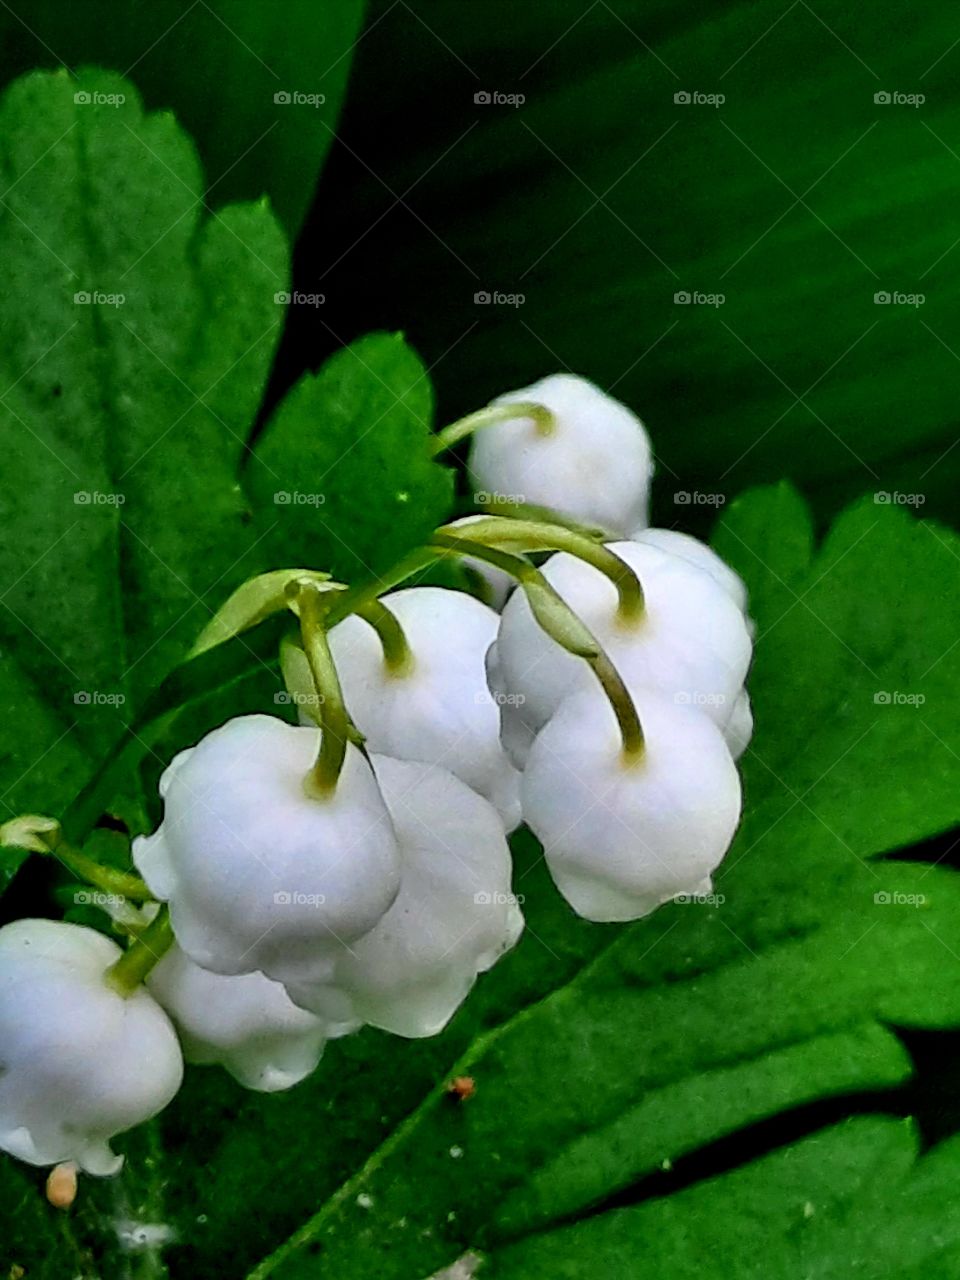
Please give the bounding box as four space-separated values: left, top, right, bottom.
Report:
0 373 752 1180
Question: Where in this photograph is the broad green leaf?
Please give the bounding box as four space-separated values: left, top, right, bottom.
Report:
0 69 452 843
243 863 960 1280
0 2 365 235
488 1117 960 1277
245 332 454 584
0 65 455 1269
0 66 286 824
312 0 960 530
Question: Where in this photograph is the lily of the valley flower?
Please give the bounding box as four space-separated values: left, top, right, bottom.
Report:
288 755 523 1038
467 374 654 535
134 715 401 985
633 526 749 616
521 687 742 922
0 920 183 1174
493 539 753 768
148 944 354 1092
286 587 522 830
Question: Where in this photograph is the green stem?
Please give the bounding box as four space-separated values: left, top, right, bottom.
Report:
327 547 441 627
105 906 174 996
431 400 554 455
4 818 153 902
430 533 595 658
591 651 645 762
356 599 414 676
472 498 610 540
296 582 351 798
51 842 153 902
438 515 644 623
429 532 533 584
429 532 644 758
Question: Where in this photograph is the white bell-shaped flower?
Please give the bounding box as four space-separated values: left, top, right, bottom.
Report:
633 532 754 756
724 690 753 761
0 919 183 1174
630 532 754 756
485 639 539 770
134 715 400 985
522 688 741 922
467 374 654 535
148 944 354 1092
286 587 521 831
494 539 752 768
288 755 523 1038
633 527 748 614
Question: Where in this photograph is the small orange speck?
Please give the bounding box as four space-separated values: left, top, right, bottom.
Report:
446 1076 475 1102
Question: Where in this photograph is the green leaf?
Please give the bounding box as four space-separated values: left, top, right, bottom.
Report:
245 332 454 584
0 69 452 839
0 1 365 235
189 568 336 658
487 1117 960 1277
0 66 286 825
315 0 960 529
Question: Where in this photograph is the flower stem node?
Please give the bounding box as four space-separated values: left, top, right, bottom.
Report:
466 374 654 535
286 587 522 831
521 688 742 922
287 756 523 1038
493 538 753 768
147 944 355 1092
133 715 401 985
0 920 183 1175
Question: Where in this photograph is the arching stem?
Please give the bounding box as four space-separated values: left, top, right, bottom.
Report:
429 531 644 758
472 498 610 540
2 817 154 902
52 842 153 903
326 547 440 628
356 599 414 676
105 906 174 996
437 515 644 623
431 401 555 455
294 581 351 799
591 652 645 763
431 532 597 658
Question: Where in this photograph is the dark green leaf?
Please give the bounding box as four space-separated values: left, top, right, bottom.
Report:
488 1117 960 1277
0 67 286 825
311 0 960 529
245 332 454 583
0 2 365 235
